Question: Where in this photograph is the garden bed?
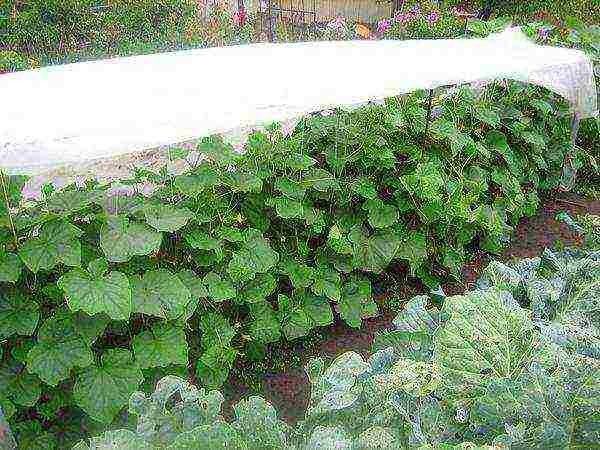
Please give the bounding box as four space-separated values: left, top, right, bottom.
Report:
220 190 600 425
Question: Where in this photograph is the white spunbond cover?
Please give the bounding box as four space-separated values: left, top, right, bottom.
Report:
0 27 597 174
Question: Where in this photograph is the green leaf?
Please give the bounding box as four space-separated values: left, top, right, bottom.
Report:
0 360 42 407
196 345 237 389
521 130 546 149
224 171 263 193
248 302 281 344
26 311 94 386
216 226 244 243
144 204 194 232
199 313 236 349
277 294 313 340
239 273 277 303
350 226 400 273
283 153 317 171
486 131 520 177
46 189 101 214
272 197 304 219
0 252 22 283
530 99 553 116
132 323 188 369
227 229 279 282
350 177 378 200
169 147 190 160
274 177 307 200
364 199 398 229
100 215 162 263
311 266 341 302
338 278 378 328
176 269 208 300
18 220 82 273
396 230 428 275
0 291 39 340
0 174 26 217
176 269 207 321
73 312 109 346
279 258 315 288
302 168 340 192
402 161 445 202
73 349 143 424
301 290 334 327
474 106 501 128
58 260 132 320
174 163 220 196
393 295 440 337
232 396 288 448
435 289 536 396
184 229 222 252
197 135 239 166
203 272 236 302
132 269 191 319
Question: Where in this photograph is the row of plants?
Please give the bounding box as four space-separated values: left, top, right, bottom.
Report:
1 68 597 447
74 214 600 448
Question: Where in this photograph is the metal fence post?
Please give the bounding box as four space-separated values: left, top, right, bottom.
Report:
391 0 403 17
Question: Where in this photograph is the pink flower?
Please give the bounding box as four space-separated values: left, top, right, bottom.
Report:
426 10 439 24
394 12 410 24
233 6 246 26
377 19 391 34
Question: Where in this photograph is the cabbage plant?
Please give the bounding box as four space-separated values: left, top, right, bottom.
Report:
76 245 600 449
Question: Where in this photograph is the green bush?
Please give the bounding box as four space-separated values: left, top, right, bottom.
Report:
0 50 32 73
435 0 598 24
2 0 100 57
0 76 597 447
76 242 600 448
0 0 204 65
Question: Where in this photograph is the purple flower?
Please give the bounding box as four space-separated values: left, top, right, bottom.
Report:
537 27 550 40
431 106 444 118
137 182 155 197
426 10 439 24
377 19 391 33
394 12 410 25
409 4 421 16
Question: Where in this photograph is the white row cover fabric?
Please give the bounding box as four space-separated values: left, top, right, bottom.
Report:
0 27 597 174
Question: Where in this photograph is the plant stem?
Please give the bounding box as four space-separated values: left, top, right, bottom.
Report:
0 170 18 248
